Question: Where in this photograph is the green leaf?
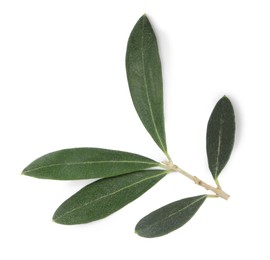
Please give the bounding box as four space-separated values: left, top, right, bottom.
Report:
206 96 235 180
22 148 159 180
53 170 167 224
126 15 167 154
135 195 207 238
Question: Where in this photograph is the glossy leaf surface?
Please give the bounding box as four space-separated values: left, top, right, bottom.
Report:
135 195 207 238
53 170 167 224
126 15 167 153
22 148 159 180
207 96 235 180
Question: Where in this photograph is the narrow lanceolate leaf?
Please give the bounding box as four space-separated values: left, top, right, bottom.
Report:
126 15 167 154
135 195 207 238
53 170 167 224
206 96 235 180
22 148 159 180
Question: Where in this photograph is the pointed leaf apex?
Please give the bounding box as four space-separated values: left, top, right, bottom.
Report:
223 95 231 100
139 14 149 23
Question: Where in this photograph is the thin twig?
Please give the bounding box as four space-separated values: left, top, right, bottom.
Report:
160 161 230 200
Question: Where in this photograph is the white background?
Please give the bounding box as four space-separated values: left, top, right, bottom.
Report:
1 1 269 259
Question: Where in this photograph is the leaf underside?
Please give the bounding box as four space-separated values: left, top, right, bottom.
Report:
206 96 235 180
126 15 167 154
22 148 159 180
53 170 167 225
135 195 207 238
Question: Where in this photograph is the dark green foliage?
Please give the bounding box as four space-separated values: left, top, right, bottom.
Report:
126 15 167 154
53 170 167 224
22 15 236 238
206 96 235 180
135 195 207 238
22 148 159 180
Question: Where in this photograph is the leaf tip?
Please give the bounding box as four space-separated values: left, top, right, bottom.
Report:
21 169 29 176
52 212 61 224
220 95 233 105
52 217 65 225
52 216 63 225
21 168 35 178
140 14 149 24
134 228 147 238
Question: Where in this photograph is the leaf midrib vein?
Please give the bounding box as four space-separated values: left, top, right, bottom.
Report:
214 116 224 178
23 160 158 173
55 171 166 221
141 17 166 152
